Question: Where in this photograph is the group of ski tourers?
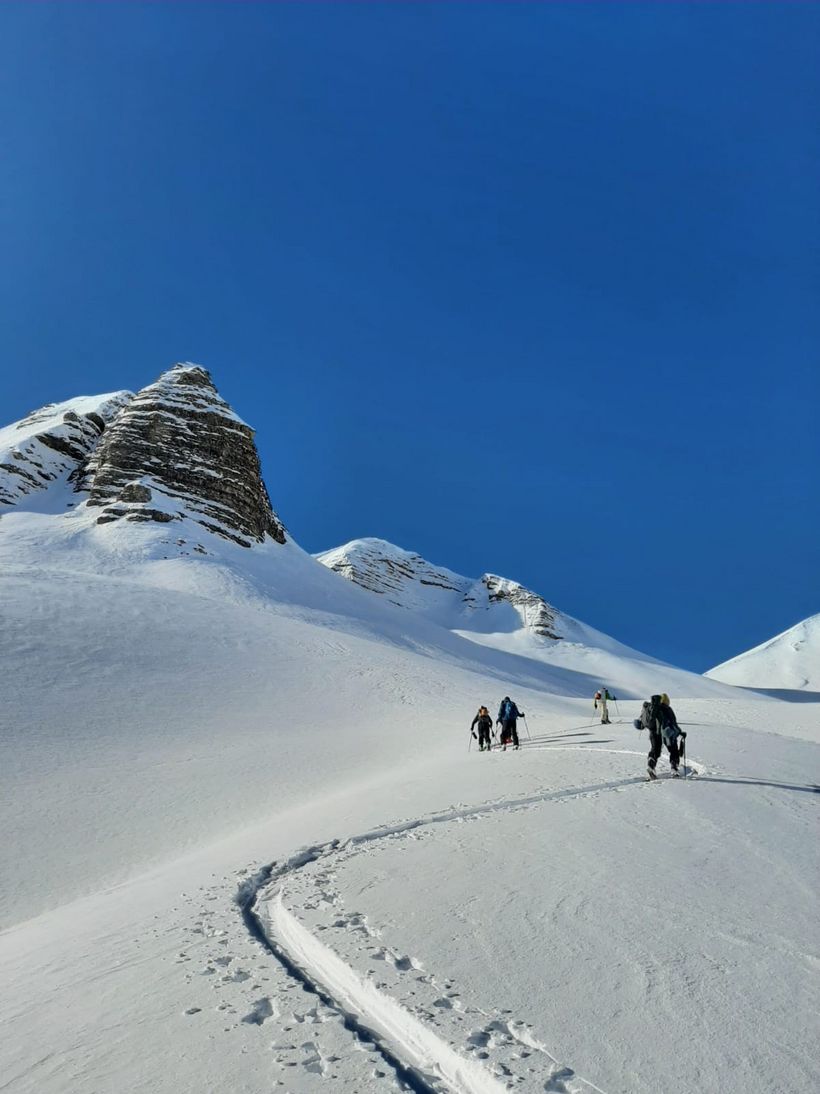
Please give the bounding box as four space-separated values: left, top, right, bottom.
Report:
469 697 525 751
469 688 687 778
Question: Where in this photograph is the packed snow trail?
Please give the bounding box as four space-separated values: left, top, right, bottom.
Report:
241 760 683 1093
236 738 818 1094
272 891 512 1094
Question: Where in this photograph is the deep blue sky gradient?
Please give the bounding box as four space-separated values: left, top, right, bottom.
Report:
1 3 818 670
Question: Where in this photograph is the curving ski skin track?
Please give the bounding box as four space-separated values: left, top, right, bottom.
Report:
236 748 706 1093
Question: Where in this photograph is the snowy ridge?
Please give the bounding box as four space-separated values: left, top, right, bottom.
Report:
0 391 133 509
706 613 820 691
316 537 562 637
315 536 705 699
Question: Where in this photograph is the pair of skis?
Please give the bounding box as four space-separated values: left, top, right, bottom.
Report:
647 766 695 781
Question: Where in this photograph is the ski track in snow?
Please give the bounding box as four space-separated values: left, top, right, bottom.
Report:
236 749 705 1093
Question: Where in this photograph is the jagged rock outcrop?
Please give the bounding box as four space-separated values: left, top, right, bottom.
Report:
317 538 562 638
83 364 286 547
0 392 133 508
481 574 562 638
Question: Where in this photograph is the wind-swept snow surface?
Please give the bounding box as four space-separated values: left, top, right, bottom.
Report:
2 707 817 1094
706 613 820 692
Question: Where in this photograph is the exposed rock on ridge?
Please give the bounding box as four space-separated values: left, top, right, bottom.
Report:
482 573 562 638
317 538 562 638
83 364 286 547
0 392 133 508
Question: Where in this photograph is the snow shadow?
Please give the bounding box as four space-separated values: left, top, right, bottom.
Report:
526 732 595 744
739 687 820 704
693 776 820 795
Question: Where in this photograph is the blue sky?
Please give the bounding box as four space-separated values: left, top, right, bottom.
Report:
1 3 818 671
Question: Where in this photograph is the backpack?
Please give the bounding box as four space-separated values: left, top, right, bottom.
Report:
659 703 679 745
502 699 514 721
648 695 662 728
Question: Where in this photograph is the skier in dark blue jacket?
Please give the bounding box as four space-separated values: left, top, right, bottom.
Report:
496 696 524 751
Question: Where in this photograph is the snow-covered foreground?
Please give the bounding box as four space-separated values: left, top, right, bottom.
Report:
2 696 818 1094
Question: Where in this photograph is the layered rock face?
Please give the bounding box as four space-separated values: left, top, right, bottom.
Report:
481 574 561 639
83 364 286 547
317 538 562 639
0 392 133 508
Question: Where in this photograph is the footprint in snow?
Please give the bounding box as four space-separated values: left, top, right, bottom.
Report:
543 1065 576 1092
241 997 275 1025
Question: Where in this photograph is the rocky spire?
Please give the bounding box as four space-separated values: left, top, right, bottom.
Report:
83 364 285 547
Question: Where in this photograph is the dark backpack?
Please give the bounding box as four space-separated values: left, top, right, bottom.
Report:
648 695 662 728
659 703 679 743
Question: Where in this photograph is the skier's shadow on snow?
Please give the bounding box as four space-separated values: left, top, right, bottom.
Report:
526 738 616 747
692 776 820 795
527 732 595 743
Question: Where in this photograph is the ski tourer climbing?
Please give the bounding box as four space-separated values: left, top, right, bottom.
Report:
497 696 524 751
470 706 494 752
643 694 686 779
594 687 615 724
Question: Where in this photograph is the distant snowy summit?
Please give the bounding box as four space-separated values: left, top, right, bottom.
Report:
0 364 285 548
705 613 820 691
317 537 563 639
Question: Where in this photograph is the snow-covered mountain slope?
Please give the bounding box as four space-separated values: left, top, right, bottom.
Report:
705 613 820 691
0 390 133 509
2 366 818 1094
316 537 718 701
0 366 755 927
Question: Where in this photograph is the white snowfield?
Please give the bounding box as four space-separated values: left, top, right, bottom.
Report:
1 396 818 1094
706 612 820 693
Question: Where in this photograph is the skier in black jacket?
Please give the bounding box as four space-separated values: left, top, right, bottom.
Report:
496 696 525 751
470 706 494 752
643 694 686 778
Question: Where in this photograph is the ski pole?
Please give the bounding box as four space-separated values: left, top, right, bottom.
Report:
522 715 532 741
614 700 621 718
468 729 473 753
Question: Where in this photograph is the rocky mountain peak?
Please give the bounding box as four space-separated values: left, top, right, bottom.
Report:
82 364 285 547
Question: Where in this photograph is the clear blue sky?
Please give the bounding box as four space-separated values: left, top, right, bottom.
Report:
1 3 818 671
